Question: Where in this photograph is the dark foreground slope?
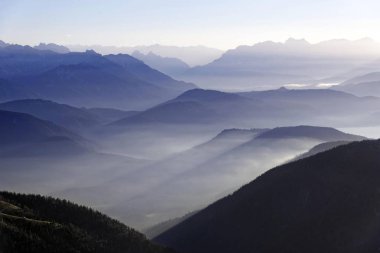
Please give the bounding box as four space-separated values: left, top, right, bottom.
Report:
155 139 380 253
0 192 175 253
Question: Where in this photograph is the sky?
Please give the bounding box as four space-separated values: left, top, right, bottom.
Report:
1 0 380 50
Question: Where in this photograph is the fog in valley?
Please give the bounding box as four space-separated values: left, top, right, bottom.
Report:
0 37 380 235
4 1 380 252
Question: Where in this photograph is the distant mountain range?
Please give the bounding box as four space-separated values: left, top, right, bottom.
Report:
0 40 70 53
0 43 195 110
132 51 190 77
179 38 380 90
5 39 380 93
33 43 70 53
155 139 380 253
109 87 380 130
66 44 224 66
0 191 175 253
336 72 380 97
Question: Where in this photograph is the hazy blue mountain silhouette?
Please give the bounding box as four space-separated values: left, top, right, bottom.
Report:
239 86 356 102
0 110 91 156
110 87 380 129
0 45 195 109
15 63 166 109
0 78 31 101
341 72 380 86
110 89 270 127
132 51 190 76
0 40 9 47
255 125 365 141
34 43 70 53
85 107 140 123
0 99 101 131
336 72 380 97
67 44 223 66
105 53 195 91
180 38 380 89
112 101 219 125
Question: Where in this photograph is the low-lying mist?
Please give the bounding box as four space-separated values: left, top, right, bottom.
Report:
0 124 366 231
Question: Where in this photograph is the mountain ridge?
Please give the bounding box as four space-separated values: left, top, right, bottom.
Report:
155 139 380 253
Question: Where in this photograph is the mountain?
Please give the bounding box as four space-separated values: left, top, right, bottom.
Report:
0 45 59 78
155 139 380 253
109 89 246 125
105 54 195 92
103 87 380 163
0 110 91 156
34 43 70 53
85 107 140 123
239 87 359 116
144 211 198 239
0 45 195 110
112 101 218 125
0 99 101 131
0 78 30 101
255 125 365 141
118 126 364 225
132 51 190 77
0 40 9 47
341 72 380 86
240 87 380 125
101 86 380 164
336 72 380 97
0 108 149 205
180 38 380 90
239 87 357 104
73 126 365 229
111 89 270 127
293 140 352 161
0 98 141 131
0 110 82 147
67 44 224 66
0 191 175 253
56 128 268 228
15 63 166 109
111 87 380 129
325 58 380 82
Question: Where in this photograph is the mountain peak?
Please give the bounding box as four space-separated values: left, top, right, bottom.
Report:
256 125 365 142
84 49 98 54
175 89 242 102
0 40 9 47
131 50 145 58
34 43 70 54
285 38 310 45
277 86 288 91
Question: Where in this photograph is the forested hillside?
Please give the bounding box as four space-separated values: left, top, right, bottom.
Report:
0 192 175 253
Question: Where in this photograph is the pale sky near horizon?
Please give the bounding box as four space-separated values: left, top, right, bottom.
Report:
1 0 380 50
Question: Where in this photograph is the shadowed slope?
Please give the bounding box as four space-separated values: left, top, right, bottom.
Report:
155 139 380 253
